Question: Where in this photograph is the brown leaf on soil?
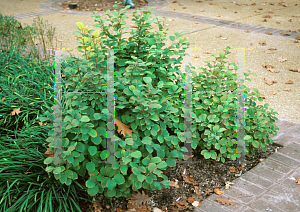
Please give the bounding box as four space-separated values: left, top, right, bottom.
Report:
266 32 272 35
187 197 195 204
262 19 267 22
277 57 287 62
244 30 250 33
229 167 236 173
214 188 225 195
169 180 180 188
285 80 293 84
11 106 23 115
44 148 53 157
215 196 236 206
127 190 150 207
268 68 279 73
296 36 300 40
182 171 198 186
252 3 256 5
194 186 201 195
263 15 272 18
296 177 300 185
276 21 280 24
289 69 300 72
262 64 274 69
196 0 202 3
269 2 274 5
93 201 102 212
268 48 277 50
115 118 135 138
202 189 213 196
171 1 177 3
280 32 290 36
264 78 277 85
203 51 211 54
116 208 126 212
258 8 263 10
170 200 189 211
270 91 277 95
258 41 266 45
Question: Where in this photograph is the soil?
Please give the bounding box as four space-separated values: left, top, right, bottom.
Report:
77 140 284 212
57 0 149 12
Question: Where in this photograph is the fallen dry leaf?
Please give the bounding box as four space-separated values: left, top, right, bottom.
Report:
289 69 300 72
11 106 23 115
244 30 250 33
280 32 290 36
263 15 272 18
258 41 266 45
266 32 272 35
270 91 277 95
296 178 300 185
202 189 213 196
44 148 53 157
268 48 277 50
262 19 267 22
262 64 274 69
169 180 180 188
281 88 291 91
115 118 135 138
203 51 211 54
277 57 287 62
225 181 234 189
214 188 225 195
194 186 201 195
229 167 236 173
296 36 300 40
264 78 277 85
182 171 198 186
215 196 236 206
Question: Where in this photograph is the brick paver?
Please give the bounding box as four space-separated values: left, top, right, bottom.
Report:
6 1 300 211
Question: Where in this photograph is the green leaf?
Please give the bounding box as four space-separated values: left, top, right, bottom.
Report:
91 136 102 145
44 157 53 165
80 116 91 122
143 77 152 84
150 157 161 164
71 119 80 127
201 150 211 159
114 174 125 185
141 137 152 145
131 151 142 158
169 36 175 41
107 179 116 190
94 113 102 120
142 158 150 166
157 161 167 169
148 163 156 172
137 174 146 182
59 175 67 184
86 180 95 188
88 129 97 137
120 165 128 175
86 162 95 172
87 185 98 196
244 135 252 140
88 146 97 156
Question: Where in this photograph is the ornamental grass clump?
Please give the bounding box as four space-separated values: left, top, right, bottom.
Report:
40 1 279 202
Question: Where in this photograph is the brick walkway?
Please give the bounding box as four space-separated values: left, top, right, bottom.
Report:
9 1 300 211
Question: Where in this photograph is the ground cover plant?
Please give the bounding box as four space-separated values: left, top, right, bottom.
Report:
38 2 280 211
0 2 282 211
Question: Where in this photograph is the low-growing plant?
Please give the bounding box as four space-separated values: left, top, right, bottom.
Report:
0 128 93 212
39 1 279 202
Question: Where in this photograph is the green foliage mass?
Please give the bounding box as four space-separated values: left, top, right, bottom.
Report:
40 2 279 200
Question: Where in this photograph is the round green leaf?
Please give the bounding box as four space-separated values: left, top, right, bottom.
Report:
87 186 98 196
131 151 142 158
80 116 91 122
88 146 97 156
88 129 97 137
114 174 125 185
86 180 95 188
86 162 95 172
143 77 152 84
107 179 116 190
91 136 102 145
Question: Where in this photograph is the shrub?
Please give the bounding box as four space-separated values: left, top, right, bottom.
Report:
39 1 279 202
